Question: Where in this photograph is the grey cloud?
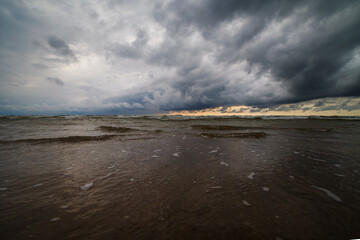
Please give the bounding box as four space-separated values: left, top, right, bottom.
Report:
152 0 299 38
140 0 360 111
110 29 148 59
301 107 312 112
314 105 341 112
112 44 141 59
32 63 49 69
230 108 246 113
47 77 64 86
47 35 77 63
219 106 229 113
343 101 360 111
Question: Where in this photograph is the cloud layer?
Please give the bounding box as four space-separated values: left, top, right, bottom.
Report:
0 0 359 114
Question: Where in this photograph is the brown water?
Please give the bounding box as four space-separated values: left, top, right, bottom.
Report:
0 115 360 240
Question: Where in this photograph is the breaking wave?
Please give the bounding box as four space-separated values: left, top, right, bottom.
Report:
0 135 119 144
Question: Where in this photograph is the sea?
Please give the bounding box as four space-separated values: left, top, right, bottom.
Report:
0 115 359 240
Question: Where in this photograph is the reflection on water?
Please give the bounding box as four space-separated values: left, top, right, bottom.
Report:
0 116 360 239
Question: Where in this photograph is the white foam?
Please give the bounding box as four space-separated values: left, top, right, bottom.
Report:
220 161 229 167
250 150 256 153
0 188 7 191
248 172 255 180
209 150 218 153
107 166 115 169
308 156 326 162
153 149 162 152
242 200 250 206
172 152 181 157
152 155 160 158
65 167 73 170
91 150 95 154
33 183 43 187
294 151 300 155
211 186 222 189
60 205 69 209
182 136 186 140
262 187 270 192
334 164 342 168
311 185 342 202
64 172 72 176
100 173 112 180
130 178 134 182
80 182 93 191
50 217 60 222
334 173 345 177
122 150 127 153
289 175 294 179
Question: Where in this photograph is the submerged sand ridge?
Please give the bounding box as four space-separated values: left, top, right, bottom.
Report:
0 115 359 240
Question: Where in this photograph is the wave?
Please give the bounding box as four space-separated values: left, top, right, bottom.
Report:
191 125 269 130
97 126 163 134
295 128 332 132
97 126 138 133
200 132 267 139
0 135 119 144
192 125 333 132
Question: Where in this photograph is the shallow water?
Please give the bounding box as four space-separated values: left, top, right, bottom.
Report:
0 115 360 239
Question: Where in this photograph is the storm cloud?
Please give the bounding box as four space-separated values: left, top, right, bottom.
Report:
47 35 77 63
0 0 359 114
144 0 360 108
47 77 64 86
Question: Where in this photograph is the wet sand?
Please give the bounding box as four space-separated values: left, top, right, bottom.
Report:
0 115 360 239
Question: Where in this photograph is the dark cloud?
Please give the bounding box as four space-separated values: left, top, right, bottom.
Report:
134 0 360 111
110 29 148 59
47 77 64 86
314 100 325 107
47 35 77 63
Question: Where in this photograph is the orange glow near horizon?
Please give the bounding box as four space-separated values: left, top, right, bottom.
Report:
168 97 360 116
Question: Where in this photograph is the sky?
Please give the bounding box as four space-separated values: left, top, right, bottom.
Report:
0 0 359 115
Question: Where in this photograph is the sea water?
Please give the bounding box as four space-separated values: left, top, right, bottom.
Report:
0 115 359 239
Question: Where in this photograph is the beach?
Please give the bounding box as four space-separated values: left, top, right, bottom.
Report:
0 115 359 239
